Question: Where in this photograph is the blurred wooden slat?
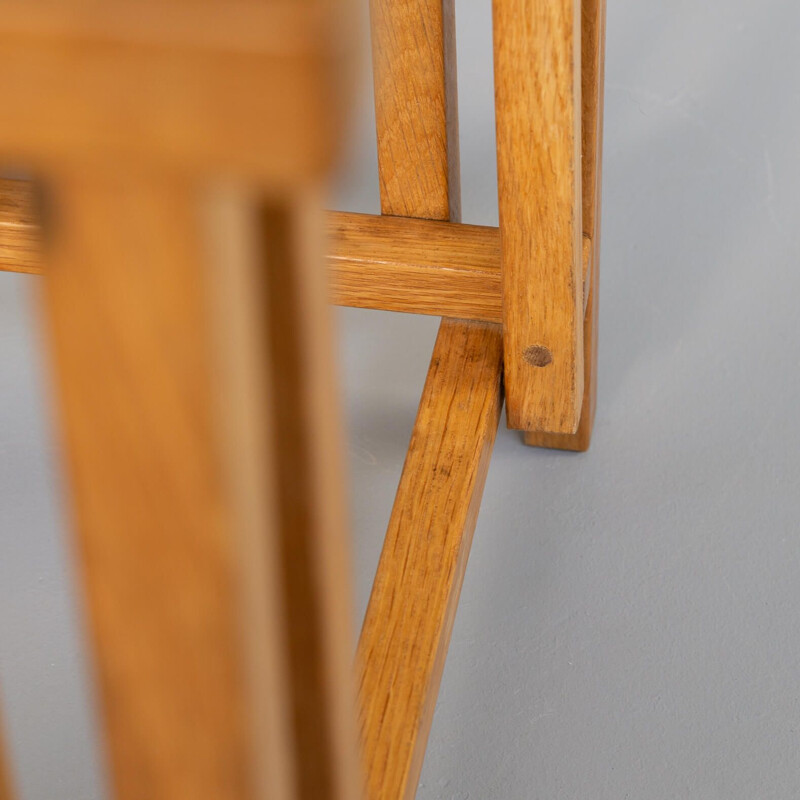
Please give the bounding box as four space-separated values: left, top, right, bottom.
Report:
42 171 296 800
357 320 503 800
41 171 360 800
370 0 460 221
0 0 355 183
493 0 584 434
258 194 362 800
524 0 606 451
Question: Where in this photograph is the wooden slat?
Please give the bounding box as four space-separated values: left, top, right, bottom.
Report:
493 0 584 434
42 171 296 800
370 0 460 221
525 0 606 451
41 171 360 800
258 193 362 800
0 0 355 183
327 211 501 322
357 319 503 800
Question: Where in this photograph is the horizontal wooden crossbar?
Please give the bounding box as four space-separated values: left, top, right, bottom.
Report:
327 211 502 322
0 180 592 323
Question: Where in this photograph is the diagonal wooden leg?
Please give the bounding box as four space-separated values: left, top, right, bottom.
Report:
357 319 503 800
40 171 359 800
524 0 607 451
360 1 488 797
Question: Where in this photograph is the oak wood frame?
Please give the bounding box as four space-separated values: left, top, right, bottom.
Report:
0 0 605 797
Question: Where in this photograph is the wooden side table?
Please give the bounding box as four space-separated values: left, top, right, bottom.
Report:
0 0 606 798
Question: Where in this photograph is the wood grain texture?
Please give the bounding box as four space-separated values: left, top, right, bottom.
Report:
370 0 460 220
0 178 40 275
493 0 584 434
41 171 301 800
327 211 501 322
525 0 606 451
203 186 302 800
357 319 503 800
0 193 596 330
0 0 355 184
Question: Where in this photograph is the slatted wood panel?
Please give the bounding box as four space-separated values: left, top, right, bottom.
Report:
493 0 584 435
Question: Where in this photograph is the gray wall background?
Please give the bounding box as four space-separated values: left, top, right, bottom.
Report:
1 0 799 797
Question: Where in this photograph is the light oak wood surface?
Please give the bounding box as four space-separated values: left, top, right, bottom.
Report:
493 0 584 435
525 0 606 451
369 0 460 221
40 173 361 800
42 171 288 800
357 319 503 800
328 211 501 322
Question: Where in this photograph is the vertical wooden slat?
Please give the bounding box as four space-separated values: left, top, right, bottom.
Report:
40 170 360 800
259 192 362 800
525 0 606 451
42 171 293 800
357 320 503 800
40 175 226 800
203 185 300 800
369 0 460 221
493 0 584 434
